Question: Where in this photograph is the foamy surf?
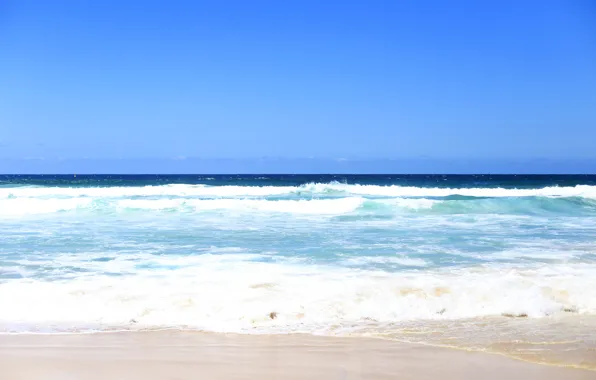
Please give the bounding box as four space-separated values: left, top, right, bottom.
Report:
0 194 594 217
2 183 596 199
0 259 594 333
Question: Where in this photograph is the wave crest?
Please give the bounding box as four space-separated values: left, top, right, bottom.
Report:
1 196 595 216
2 183 596 199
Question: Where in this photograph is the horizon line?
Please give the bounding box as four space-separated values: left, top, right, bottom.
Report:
2 173 596 176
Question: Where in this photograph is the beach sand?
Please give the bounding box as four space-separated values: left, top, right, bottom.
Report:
0 331 593 380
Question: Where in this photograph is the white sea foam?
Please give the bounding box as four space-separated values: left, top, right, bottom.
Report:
332 184 596 198
183 198 365 214
107 198 367 215
343 255 430 267
378 198 437 209
2 188 594 217
2 183 596 199
0 198 93 215
0 258 594 333
489 248 584 261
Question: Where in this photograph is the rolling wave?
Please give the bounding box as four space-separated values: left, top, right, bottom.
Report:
2 182 596 199
1 195 595 216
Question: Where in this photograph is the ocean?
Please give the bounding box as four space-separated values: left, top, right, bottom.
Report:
1 174 595 369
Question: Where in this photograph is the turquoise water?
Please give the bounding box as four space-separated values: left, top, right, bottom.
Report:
1 175 595 367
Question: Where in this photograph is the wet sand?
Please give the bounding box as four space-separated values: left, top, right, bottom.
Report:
0 331 593 380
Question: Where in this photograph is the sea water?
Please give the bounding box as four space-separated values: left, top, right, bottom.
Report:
1 175 595 368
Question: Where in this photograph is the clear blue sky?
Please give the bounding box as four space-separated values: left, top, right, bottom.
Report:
1 0 595 173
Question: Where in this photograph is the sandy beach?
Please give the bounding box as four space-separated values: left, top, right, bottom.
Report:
0 331 593 380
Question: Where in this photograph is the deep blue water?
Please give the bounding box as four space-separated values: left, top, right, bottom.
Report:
2 174 596 188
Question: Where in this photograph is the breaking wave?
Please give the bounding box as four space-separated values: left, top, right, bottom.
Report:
2 183 596 199
0 195 594 216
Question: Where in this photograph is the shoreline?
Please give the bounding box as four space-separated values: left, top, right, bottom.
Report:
0 331 593 379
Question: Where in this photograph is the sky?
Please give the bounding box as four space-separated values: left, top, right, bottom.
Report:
1 0 595 173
